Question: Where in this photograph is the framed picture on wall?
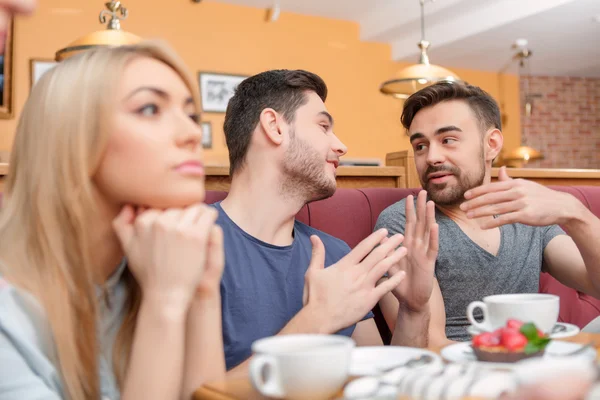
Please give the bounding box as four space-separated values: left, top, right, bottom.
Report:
198 72 247 113
201 121 212 149
30 59 58 90
0 18 14 119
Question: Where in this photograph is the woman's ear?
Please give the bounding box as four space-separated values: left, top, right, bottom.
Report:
258 108 283 146
485 128 504 162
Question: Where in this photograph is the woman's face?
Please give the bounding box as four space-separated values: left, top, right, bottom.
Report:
95 56 205 210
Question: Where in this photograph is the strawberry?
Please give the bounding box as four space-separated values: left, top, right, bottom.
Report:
506 319 524 330
501 328 528 352
473 332 501 348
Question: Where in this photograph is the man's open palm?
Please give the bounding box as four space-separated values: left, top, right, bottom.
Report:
389 191 439 312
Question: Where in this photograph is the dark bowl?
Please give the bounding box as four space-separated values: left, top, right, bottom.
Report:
473 347 545 363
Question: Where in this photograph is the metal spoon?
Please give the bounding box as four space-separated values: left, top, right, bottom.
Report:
551 324 567 334
377 354 435 373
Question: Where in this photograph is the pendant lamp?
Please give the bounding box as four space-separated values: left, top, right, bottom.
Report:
55 1 141 62
502 40 544 168
380 0 463 99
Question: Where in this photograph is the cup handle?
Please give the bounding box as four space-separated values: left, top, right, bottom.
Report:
467 301 489 331
249 355 284 398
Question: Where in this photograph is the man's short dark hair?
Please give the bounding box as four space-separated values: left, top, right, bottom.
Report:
401 81 501 134
223 69 328 176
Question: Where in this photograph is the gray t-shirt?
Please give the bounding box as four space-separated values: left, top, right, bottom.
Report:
375 198 565 341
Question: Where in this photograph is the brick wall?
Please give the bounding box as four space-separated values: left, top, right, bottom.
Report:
520 76 600 168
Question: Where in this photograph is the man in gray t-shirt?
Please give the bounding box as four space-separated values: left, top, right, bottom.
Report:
376 82 600 346
376 198 564 341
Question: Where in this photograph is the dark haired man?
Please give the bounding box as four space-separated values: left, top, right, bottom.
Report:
216 69 439 374
376 81 600 346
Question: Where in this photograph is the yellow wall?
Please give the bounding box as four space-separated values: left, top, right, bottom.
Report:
1 0 520 166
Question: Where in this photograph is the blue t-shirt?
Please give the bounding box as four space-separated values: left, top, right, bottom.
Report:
213 202 373 370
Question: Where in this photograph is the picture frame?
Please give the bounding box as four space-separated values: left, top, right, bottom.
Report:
198 72 247 113
0 19 14 119
30 59 58 90
201 121 212 149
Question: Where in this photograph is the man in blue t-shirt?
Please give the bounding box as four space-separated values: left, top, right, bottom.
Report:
215 70 439 374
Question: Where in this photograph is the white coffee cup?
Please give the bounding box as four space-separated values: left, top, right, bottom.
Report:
466 293 560 333
249 334 355 400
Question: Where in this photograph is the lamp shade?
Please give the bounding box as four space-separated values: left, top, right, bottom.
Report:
56 29 141 61
55 1 141 61
380 62 462 99
504 146 544 162
379 3 463 100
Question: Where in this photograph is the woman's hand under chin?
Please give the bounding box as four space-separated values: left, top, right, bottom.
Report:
194 224 225 301
112 203 219 310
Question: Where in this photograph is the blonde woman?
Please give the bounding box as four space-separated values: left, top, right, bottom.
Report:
0 40 225 400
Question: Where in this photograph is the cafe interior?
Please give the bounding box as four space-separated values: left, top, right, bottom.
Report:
0 0 599 399
0 0 599 185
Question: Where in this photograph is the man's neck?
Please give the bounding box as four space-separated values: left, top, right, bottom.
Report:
221 168 306 246
435 202 495 231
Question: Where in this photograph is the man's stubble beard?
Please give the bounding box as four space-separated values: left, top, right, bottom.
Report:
422 145 486 206
281 128 336 204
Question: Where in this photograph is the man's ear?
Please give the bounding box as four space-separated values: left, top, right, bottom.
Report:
259 108 284 146
485 128 503 162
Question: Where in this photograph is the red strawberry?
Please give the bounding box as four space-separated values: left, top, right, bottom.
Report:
492 328 503 339
473 332 501 348
506 319 524 330
501 329 528 352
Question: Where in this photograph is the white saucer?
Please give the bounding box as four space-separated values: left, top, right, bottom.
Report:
349 346 443 376
467 322 580 339
441 340 596 369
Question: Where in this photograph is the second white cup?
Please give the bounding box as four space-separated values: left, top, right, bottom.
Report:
466 293 560 333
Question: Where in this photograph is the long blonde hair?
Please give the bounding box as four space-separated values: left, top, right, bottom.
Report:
0 40 201 399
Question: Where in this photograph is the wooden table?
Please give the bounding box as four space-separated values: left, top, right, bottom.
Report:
193 332 600 400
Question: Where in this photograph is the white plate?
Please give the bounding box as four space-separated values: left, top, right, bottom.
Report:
441 340 596 369
349 346 443 376
467 322 580 339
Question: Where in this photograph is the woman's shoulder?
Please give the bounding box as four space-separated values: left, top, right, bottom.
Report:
0 275 65 398
0 275 53 352
0 274 38 312
0 275 11 291
0 275 23 310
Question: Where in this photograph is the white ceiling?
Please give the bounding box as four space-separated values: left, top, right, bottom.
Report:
211 0 600 77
